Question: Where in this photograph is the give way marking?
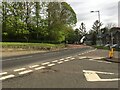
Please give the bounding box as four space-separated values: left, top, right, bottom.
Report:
83 70 120 82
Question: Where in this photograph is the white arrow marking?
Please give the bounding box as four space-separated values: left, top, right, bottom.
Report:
83 70 120 82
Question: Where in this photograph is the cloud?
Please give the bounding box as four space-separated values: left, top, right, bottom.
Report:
66 0 119 31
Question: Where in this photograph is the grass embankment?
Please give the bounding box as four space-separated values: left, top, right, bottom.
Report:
1 42 65 50
93 45 120 51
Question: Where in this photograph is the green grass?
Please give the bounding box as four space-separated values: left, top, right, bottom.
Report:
1 42 65 50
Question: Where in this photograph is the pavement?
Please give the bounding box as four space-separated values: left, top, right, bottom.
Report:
1 47 119 88
80 49 120 63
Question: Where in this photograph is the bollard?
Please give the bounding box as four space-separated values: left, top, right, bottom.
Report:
109 48 114 59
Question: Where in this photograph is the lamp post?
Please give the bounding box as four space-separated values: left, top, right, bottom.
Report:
90 10 102 46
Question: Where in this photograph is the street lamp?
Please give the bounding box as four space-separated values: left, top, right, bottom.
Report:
90 10 102 46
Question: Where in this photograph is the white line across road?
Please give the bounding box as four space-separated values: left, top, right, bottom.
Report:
14 68 26 72
0 74 15 80
0 72 8 75
19 70 33 75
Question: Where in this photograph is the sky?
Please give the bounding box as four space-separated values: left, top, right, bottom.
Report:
0 0 119 31
66 0 120 31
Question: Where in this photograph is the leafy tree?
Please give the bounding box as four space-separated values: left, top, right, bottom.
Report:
47 2 77 42
2 2 77 43
90 20 102 34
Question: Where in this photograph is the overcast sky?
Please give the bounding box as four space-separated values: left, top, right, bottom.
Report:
66 0 119 31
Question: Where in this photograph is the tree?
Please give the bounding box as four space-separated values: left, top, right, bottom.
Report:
2 2 77 43
89 20 102 45
47 2 77 42
91 20 102 34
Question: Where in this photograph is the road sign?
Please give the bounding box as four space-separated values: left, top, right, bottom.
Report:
83 70 120 82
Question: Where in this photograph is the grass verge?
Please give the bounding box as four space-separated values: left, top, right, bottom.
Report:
1 42 65 50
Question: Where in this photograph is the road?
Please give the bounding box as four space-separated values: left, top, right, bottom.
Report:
1 47 119 88
2 47 92 70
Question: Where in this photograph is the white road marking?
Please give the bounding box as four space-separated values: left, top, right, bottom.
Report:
83 70 115 75
47 64 55 66
52 60 58 63
57 61 64 64
19 70 33 75
79 57 87 59
41 62 50 65
60 58 64 61
64 60 69 62
35 66 46 70
89 59 112 64
83 70 120 82
0 72 8 75
70 58 75 60
84 71 101 81
66 56 72 59
14 68 26 72
78 49 97 56
29 65 40 68
0 75 15 80
3 56 33 62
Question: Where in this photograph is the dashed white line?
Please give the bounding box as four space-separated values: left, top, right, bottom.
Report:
70 58 75 60
29 65 40 68
41 62 50 65
52 60 58 63
0 74 15 80
60 58 64 61
64 60 69 62
66 56 72 59
79 56 87 59
47 64 55 66
19 70 33 75
0 72 8 75
35 66 46 70
14 68 26 72
57 61 64 64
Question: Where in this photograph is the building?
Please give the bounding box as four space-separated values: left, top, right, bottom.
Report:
101 27 120 45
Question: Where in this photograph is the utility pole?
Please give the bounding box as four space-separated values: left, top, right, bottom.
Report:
90 10 102 46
